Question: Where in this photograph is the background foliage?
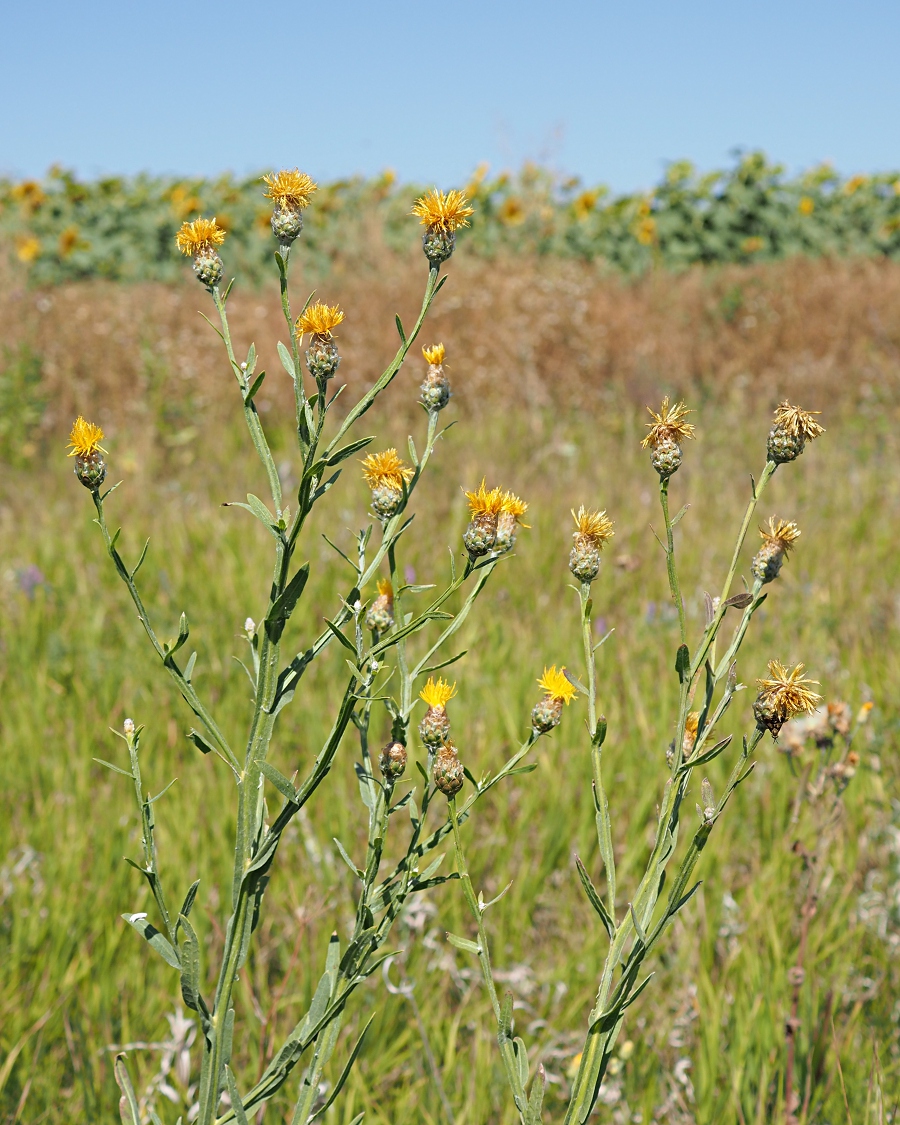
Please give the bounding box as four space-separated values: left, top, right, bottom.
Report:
4 153 900 285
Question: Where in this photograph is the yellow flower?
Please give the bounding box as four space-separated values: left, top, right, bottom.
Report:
571 506 614 545
798 196 815 216
500 490 528 520
420 676 457 709
635 216 657 245
67 416 106 458
411 188 474 233
844 174 868 195
295 301 345 340
641 396 695 448
422 343 446 365
756 661 822 718
741 236 765 254
772 401 825 440
573 190 600 220
262 169 318 210
361 449 414 490
376 577 394 599
759 517 801 552
499 197 526 226
11 180 45 209
537 665 576 705
58 226 82 258
464 479 504 515
175 217 226 257
15 235 40 262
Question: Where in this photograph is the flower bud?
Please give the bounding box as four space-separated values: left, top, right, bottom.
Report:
366 580 394 633
568 507 614 584
418 676 456 747
433 741 464 797
641 397 695 480
379 740 407 780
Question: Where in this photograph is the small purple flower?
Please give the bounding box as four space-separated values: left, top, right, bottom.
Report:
404 565 417 585
17 565 46 599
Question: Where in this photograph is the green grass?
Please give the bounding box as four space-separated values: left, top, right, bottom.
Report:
1 388 898 1124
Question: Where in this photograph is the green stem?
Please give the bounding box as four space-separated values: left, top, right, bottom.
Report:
659 477 687 646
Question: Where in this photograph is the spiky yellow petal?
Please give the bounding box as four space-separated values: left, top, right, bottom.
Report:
175 217 226 257
500 491 528 520
361 449 414 490
772 401 825 441
641 396 695 448
572 506 614 545
756 661 822 718
423 343 446 365
295 301 345 340
420 676 457 709
465 479 504 515
411 188 474 233
262 169 317 210
67 416 106 457
760 517 801 552
538 665 577 705
376 578 394 598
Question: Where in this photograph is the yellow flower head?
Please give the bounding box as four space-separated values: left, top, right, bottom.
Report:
376 578 394 599
572 506 614 546
465 479 504 515
760 517 801 552
15 235 41 262
411 188 475 233
361 449 414 490
175 217 226 257
756 661 822 719
641 396 695 448
295 301 345 340
11 180 45 209
538 665 577 705
423 342 446 366
685 711 700 739
67 416 106 458
420 676 457 710
262 169 317 211
772 401 825 441
500 490 528 520
799 195 815 216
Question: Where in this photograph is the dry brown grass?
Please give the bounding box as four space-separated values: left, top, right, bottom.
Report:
2 252 900 456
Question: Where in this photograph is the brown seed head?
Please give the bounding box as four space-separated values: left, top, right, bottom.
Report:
772 401 825 441
760 517 801 553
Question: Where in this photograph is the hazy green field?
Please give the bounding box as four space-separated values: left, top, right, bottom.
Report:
1 260 899 1123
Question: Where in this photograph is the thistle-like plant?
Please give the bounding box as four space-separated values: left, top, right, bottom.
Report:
71 175 542 1125
444 398 827 1123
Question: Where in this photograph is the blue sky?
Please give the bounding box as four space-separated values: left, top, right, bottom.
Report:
2 0 898 192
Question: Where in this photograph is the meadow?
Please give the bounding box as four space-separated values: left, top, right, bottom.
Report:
0 241 899 1124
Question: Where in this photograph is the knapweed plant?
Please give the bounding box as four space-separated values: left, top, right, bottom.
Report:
68 166 827 1124
442 399 827 1123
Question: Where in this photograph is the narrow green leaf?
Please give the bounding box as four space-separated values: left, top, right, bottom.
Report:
446 932 481 955
94 757 133 778
395 314 406 343
574 856 614 939
259 760 298 801
178 913 202 1012
122 914 181 969
179 880 200 921
324 619 357 654
308 1015 375 1121
130 538 150 580
265 563 310 643
333 837 364 879
524 1064 546 1125
670 503 690 526
326 436 373 467
244 369 266 404
114 1054 141 1125
277 341 296 379
188 730 215 756
224 1065 249 1125
675 643 690 683
420 650 468 676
